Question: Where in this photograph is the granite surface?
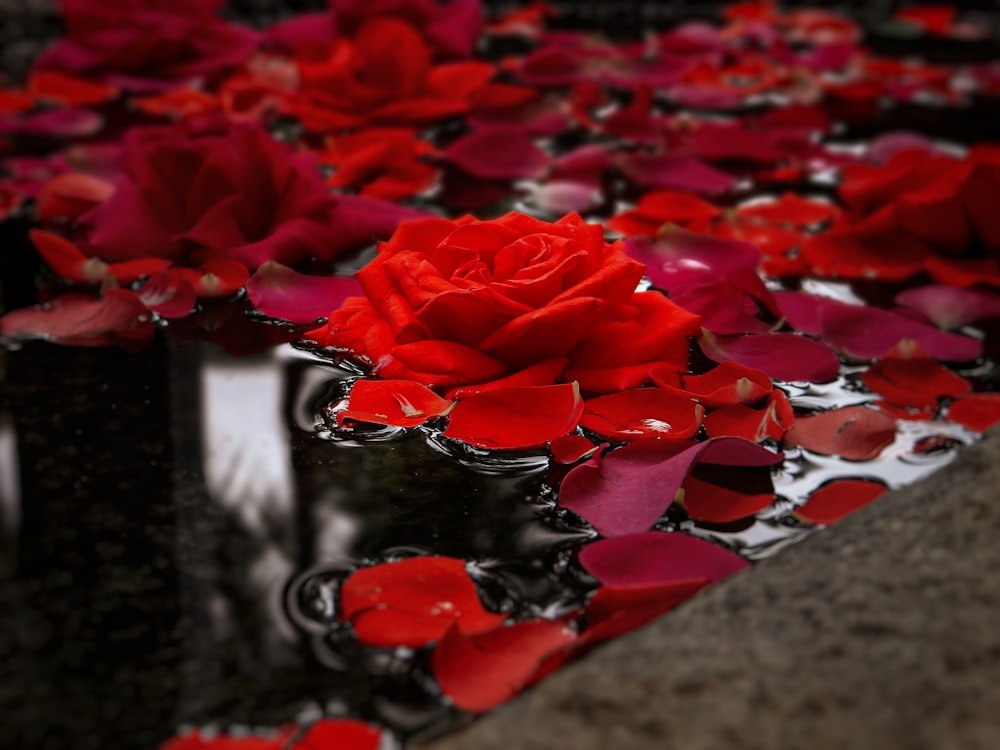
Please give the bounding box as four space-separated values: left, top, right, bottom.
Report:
426 427 1000 750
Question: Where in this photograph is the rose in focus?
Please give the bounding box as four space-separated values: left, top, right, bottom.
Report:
306 212 702 391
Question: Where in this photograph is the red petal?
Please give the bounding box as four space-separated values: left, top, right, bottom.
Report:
786 405 897 460
580 580 708 645
340 556 506 648
445 358 568 400
680 463 775 523
160 727 296 750
189 259 251 298
246 261 359 324
30 229 106 283
36 172 114 221
444 383 584 450
0 289 154 348
291 719 381 750
580 388 703 441
946 393 1000 433
860 340 971 409
550 435 599 465
794 479 888 525
579 531 749 586
28 70 118 107
340 379 453 428
433 620 576 713
136 270 198 319
679 361 773 408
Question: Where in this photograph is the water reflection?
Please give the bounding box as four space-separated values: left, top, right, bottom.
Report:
0 411 20 542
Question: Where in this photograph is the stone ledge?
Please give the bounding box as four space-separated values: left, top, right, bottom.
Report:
426 427 1000 750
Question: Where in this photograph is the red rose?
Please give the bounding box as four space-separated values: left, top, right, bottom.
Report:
803 146 1000 286
306 212 702 391
291 18 494 131
33 0 258 88
331 0 483 59
80 117 345 271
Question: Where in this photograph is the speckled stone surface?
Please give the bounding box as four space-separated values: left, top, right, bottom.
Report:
426 427 1000 750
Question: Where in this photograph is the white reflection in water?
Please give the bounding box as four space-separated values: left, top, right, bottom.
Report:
201 349 294 534
0 412 20 539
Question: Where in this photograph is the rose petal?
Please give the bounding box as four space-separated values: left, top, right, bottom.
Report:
894 285 1000 330
444 383 584 450
246 261 360 324
136 270 198 319
794 479 888 525
291 719 381 750
625 228 760 290
946 393 1000 433
580 580 709 645
340 379 453 429
550 435 599 465
559 437 781 537
441 126 551 180
617 152 736 195
580 531 748 587
680 463 775 523
698 330 841 383
0 289 154 348
340 556 506 648
860 340 971 409
785 405 897 460
433 620 576 713
580 388 703 441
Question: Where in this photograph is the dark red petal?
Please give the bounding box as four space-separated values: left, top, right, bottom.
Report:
30 229 106 283
580 580 708 645
136 270 198 319
680 464 775 523
698 330 841 383
785 405 897 460
617 153 736 195
794 479 888 525
444 383 584 450
559 437 781 537
190 259 250 298
160 726 296 750
441 126 551 180
246 261 359 324
36 172 114 222
625 228 760 290
580 531 749 587
340 379 453 428
340 556 506 648
433 620 576 713
679 361 773 408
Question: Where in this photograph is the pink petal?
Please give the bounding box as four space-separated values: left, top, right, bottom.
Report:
441 126 551 180
559 437 781 537
698 330 841 383
786 405 897 460
443 383 584 450
617 153 736 195
894 285 1000 330
246 261 361 324
580 531 749 586
625 228 760 290
776 292 983 361
528 180 602 214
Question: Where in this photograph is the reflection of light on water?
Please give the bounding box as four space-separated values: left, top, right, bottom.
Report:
0 412 20 541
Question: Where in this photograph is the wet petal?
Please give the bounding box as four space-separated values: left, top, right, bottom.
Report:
340 556 506 648
794 479 888 525
698 330 841 383
441 126 551 180
580 388 703 441
246 261 360 324
786 405 897 460
340 379 453 429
